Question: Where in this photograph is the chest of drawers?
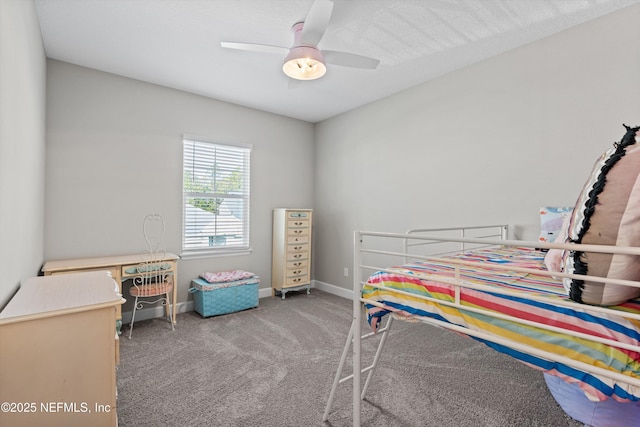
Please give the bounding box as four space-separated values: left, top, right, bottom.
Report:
0 272 123 427
271 209 312 299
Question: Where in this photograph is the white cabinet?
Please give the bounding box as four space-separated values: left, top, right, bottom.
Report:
0 271 124 427
271 209 312 299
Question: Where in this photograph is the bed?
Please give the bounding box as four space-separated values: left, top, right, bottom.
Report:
323 226 640 426
323 125 640 426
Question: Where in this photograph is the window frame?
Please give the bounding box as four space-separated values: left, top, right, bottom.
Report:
181 135 252 259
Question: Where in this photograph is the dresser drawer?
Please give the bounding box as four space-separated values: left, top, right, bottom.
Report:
287 219 309 228
288 242 308 253
285 274 309 286
287 259 308 270
286 252 308 262
287 211 311 219
287 265 308 276
121 260 175 279
287 226 309 237
287 235 309 244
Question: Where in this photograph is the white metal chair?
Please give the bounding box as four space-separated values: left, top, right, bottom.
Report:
128 214 175 339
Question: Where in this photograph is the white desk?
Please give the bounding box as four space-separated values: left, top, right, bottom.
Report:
42 252 179 325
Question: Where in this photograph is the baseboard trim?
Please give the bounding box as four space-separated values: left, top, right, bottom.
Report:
312 280 354 300
122 281 352 324
258 287 273 299
121 301 194 325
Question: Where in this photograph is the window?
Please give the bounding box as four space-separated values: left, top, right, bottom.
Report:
182 137 251 257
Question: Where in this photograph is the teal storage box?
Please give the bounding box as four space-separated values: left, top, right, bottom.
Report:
189 276 259 317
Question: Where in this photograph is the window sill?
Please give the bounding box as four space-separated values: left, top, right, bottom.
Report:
180 247 253 260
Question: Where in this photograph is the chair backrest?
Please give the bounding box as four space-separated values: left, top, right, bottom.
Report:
131 214 171 297
143 213 165 255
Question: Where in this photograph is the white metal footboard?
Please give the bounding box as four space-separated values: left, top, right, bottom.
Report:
323 225 640 426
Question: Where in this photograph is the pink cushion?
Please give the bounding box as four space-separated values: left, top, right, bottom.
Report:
130 282 173 297
200 270 256 283
562 125 640 305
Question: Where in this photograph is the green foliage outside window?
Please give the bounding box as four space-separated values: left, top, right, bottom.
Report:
184 166 242 215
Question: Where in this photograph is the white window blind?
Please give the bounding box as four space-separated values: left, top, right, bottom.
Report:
182 138 251 255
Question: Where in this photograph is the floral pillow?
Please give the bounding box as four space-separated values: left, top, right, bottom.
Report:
539 206 573 243
200 270 256 283
543 214 570 276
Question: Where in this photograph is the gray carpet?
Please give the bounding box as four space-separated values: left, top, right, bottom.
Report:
117 290 582 426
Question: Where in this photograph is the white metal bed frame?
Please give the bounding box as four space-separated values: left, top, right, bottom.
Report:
322 225 640 426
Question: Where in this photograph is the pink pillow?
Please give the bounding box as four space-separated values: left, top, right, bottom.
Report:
200 270 255 283
562 125 640 305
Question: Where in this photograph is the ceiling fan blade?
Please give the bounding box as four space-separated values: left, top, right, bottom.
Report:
300 0 334 46
220 41 288 55
322 50 380 69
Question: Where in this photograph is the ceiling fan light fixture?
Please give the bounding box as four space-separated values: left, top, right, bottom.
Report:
282 46 326 80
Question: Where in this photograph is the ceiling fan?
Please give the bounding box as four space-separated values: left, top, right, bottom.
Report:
220 0 380 81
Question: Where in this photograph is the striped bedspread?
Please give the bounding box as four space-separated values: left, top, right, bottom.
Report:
362 247 640 401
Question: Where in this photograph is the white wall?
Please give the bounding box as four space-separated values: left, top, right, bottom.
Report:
45 60 314 307
314 4 640 291
0 0 46 308
38 3 640 306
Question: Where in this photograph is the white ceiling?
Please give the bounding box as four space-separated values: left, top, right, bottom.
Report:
35 0 639 123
